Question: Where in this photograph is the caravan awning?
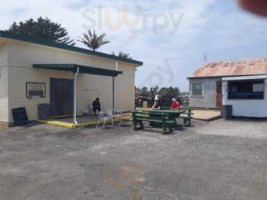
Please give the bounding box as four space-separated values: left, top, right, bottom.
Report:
33 64 123 77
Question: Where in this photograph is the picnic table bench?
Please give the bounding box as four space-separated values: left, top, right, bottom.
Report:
179 108 194 127
162 107 194 127
132 110 177 134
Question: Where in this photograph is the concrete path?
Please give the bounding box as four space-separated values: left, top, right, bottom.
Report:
193 109 221 121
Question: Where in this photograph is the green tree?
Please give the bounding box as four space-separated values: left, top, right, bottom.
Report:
140 87 149 96
150 86 159 97
158 87 180 97
135 87 142 96
8 17 75 46
79 30 110 51
112 52 132 59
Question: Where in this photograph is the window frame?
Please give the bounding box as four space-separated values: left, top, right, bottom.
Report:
26 82 46 99
191 82 204 97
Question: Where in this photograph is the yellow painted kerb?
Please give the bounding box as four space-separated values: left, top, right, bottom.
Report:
37 117 131 129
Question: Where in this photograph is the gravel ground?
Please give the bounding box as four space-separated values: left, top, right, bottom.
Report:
0 120 266 200
197 118 267 139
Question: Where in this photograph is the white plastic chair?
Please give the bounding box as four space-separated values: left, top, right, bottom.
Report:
107 110 114 126
116 110 126 127
88 102 93 116
96 111 114 128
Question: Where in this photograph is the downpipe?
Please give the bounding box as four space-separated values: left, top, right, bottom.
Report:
73 67 79 124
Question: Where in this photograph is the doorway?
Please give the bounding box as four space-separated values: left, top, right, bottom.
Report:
216 81 222 108
50 78 73 116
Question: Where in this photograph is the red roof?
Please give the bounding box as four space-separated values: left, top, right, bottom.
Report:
190 58 267 78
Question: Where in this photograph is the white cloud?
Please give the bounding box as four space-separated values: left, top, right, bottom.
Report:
2 0 266 91
0 0 218 91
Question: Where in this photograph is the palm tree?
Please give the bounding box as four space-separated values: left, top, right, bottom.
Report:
79 30 110 51
112 51 132 59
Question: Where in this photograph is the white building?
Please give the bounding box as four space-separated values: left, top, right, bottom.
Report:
189 58 267 118
0 31 143 126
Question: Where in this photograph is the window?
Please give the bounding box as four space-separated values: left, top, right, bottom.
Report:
26 82 46 99
192 83 203 96
228 80 264 100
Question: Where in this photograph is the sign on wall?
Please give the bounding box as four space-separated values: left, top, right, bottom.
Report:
26 82 46 99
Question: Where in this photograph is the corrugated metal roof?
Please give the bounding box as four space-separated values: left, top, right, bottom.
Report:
190 58 267 78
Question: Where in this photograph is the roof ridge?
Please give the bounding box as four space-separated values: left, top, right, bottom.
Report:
204 57 267 65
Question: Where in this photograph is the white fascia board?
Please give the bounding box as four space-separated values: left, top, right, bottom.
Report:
222 75 267 81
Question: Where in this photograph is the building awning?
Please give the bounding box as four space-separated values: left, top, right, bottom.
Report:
33 64 122 124
33 64 123 77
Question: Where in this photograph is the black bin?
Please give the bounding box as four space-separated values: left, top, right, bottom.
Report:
12 107 29 126
221 105 232 120
38 104 51 120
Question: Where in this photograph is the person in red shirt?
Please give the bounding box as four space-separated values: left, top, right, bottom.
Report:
170 98 180 111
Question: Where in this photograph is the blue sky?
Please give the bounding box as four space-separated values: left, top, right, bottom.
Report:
1 0 267 91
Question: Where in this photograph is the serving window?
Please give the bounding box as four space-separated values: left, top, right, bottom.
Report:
26 82 46 99
228 80 264 100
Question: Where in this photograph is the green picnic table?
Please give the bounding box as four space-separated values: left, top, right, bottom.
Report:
132 109 191 134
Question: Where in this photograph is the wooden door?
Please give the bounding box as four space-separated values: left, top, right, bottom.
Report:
216 81 222 108
50 78 73 116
